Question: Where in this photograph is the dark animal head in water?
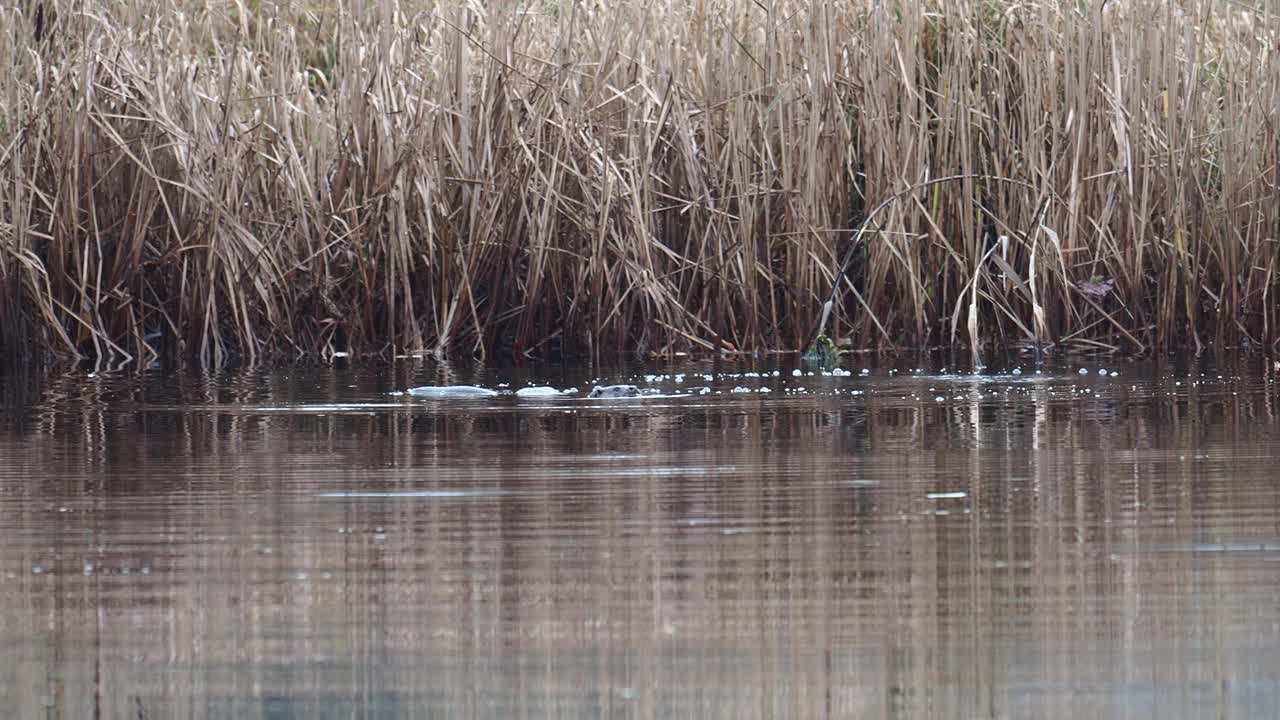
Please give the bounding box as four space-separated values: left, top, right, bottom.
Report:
588 384 641 398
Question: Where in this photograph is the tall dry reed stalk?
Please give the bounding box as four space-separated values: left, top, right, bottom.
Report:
1 0 1277 365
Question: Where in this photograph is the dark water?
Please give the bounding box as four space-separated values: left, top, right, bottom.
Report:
2 357 1279 718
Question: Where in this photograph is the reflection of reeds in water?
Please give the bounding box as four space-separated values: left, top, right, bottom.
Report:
1 1 1278 365
2 372 1279 715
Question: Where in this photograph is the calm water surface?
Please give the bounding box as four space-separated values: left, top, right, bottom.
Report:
1 358 1279 718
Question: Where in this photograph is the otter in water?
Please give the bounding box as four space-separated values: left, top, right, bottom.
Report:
587 384 641 398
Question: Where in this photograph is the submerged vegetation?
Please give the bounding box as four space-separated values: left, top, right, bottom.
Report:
1 0 1277 365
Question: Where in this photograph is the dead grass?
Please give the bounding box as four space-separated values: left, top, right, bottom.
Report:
1 0 1277 365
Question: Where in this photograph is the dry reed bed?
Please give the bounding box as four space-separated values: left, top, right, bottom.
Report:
0 0 1277 365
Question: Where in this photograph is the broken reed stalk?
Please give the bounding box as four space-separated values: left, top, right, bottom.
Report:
1 0 1277 366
